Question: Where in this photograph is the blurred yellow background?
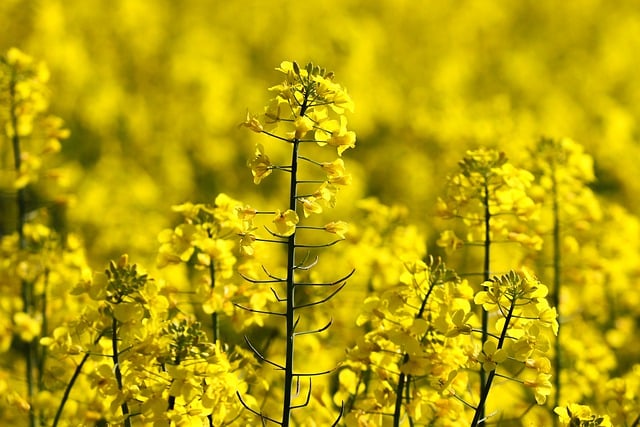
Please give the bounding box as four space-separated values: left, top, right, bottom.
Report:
3 0 640 265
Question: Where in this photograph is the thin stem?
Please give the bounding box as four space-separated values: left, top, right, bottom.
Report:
393 357 408 427
52 331 106 427
282 135 300 427
111 317 131 427
393 271 436 426
38 268 50 425
551 165 561 425
209 257 218 343
167 355 181 412
478 178 491 426
9 64 36 427
471 297 516 426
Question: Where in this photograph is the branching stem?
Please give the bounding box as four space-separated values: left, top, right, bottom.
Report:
111 317 131 427
471 296 516 426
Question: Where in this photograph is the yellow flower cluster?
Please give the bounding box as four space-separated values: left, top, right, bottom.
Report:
437 148 542 255
1 48 69 190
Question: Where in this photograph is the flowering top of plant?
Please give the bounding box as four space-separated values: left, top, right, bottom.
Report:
242 61 355 156
1 48 69 190
437 147 542 252
236 61 358 425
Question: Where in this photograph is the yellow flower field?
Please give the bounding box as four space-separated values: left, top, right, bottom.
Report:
1 1 639 425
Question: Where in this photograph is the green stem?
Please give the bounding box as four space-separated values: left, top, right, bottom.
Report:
393 356 408 427
9 64 36 427
551 167 561 425
111 317 131 427
393 270 436 426
38 269 50 390
209 259 218 343
479 178 491 426
471 296 516 426
52 331 105 427
282 135 300 427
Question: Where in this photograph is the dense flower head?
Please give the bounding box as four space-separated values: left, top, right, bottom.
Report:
241 60 356 156
437 148 542 255
1 47 69 191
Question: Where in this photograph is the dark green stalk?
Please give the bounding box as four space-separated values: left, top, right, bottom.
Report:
38 269 50 390
209 260 218 343
52 332 105 427
37 269 50 427
393 354 408 427
167 356 181 412
111 317 131 427
393 273 436 427
478 178 491 426
282 135 300 427
471 296 516 426
551 167 561 425
9 65 36 427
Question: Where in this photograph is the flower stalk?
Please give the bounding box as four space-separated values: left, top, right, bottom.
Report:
238 61 355 426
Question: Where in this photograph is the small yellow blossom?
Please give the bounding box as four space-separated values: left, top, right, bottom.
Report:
524 372 553 404
554 404 611 426
477 340 508 372
13 312 42 342
239 232 256 256
236 205 257 221
299 197 323 217
313 182 338 207
436 230 464 253
525 356 551 373
247 143 272 184
292 115 314 139
444 309 474 337
321 158 347 177
240 110 263 133
324 221 349 239
273 209 298 236
315 116 356 156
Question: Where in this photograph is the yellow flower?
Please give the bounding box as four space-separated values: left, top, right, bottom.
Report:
329 173 352 186
235 205 257 222
313 182 338 208
477 340 508 372
247 143 272 184
524 373 552 404
554 404 612 427
320 158 352 186
299 197 323 217
239 232 256 256
324 221 349 239
321 158 347 176
327 117 356 156
6 47 33 68
276 60 304 77
240 110 263 133
273 209 298 236
315 116 356 156
13 312 42 342
436 230 464 253
444 309 473 337
525 356 551 373
293 115 314 139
